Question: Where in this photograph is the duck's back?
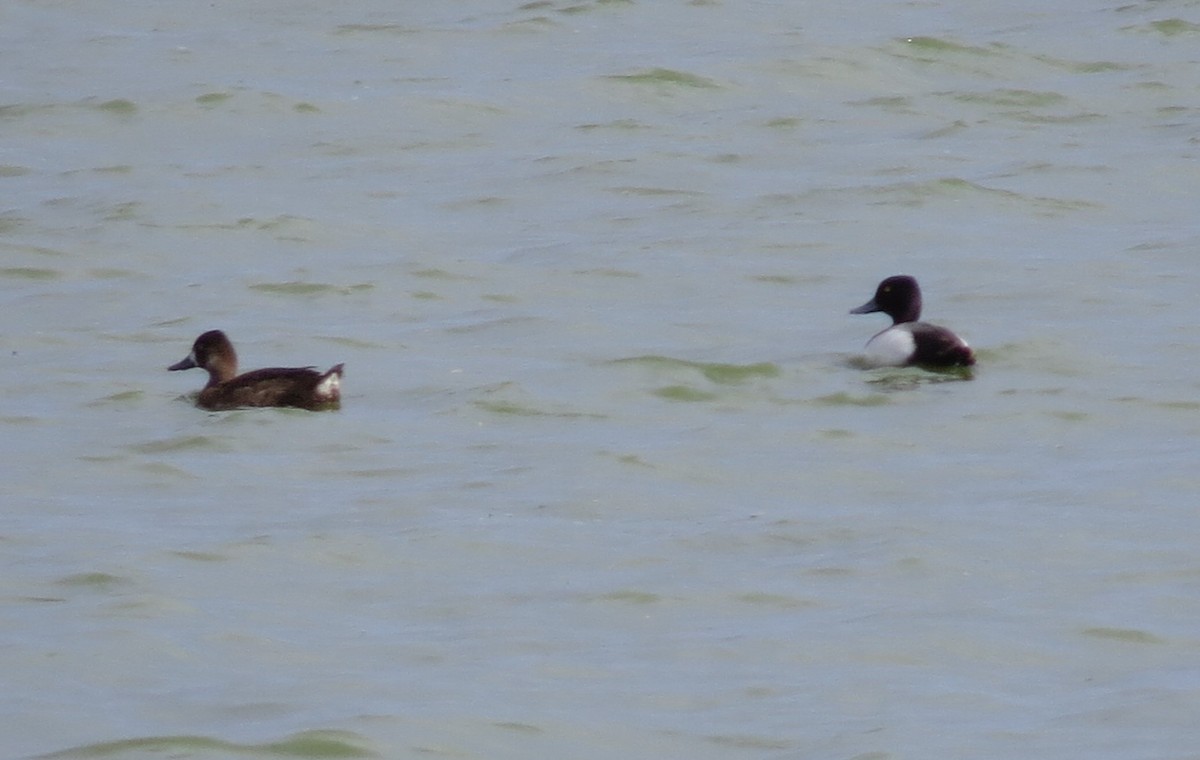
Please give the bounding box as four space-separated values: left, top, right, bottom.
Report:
197 365 343 411
863 322 974 368
907 322 975 367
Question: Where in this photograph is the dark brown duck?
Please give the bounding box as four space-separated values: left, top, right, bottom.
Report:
169 330 343 411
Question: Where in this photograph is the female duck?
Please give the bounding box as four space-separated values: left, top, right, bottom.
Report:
169 330 343 410
850 275 975 368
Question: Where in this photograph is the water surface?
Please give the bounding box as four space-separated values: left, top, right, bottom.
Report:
3 1 1200 758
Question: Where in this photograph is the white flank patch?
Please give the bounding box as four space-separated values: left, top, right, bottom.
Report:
862 326 916 368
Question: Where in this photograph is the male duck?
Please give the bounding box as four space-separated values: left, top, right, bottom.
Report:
169 330 343 410
850 275 975 368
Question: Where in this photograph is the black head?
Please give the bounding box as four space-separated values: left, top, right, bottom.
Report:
850 275 923 324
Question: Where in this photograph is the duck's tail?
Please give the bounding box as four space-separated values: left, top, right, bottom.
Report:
316 363 344 400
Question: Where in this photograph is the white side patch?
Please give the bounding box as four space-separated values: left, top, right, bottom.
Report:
862 326 916 368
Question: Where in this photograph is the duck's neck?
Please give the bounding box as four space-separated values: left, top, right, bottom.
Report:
893 296 921 324
206 357 238 385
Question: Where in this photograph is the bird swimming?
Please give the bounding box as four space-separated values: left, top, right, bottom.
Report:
850 275 975 368
169 330 343 410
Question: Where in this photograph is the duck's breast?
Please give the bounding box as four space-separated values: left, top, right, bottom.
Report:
862 325 917 368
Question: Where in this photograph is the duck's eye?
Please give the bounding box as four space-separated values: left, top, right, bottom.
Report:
882 285 891 293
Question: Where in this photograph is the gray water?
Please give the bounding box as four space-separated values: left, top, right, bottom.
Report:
4 1 1200 758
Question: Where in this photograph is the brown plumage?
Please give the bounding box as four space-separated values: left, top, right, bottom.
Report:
169 330 343 411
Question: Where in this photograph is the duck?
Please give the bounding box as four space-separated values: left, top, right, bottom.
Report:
850 275 975 368
169 330 343 411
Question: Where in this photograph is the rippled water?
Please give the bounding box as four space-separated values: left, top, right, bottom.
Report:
4 1 1200 758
